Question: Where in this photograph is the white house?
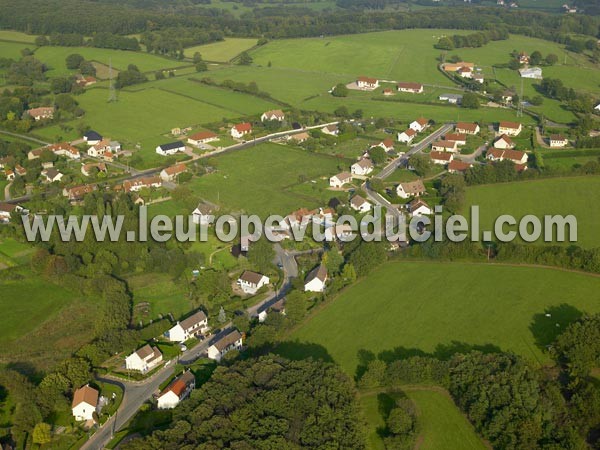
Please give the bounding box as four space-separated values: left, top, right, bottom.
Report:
330 172 352 188
156 141 185 156
372 138 394 152
166 310 209 343
207 329 243 362
550 134 568 148
397 82 423 94
257 298 286 322
457 66 473 78
72 385 99 422
304 264 328 292
261 109 285 122
123 176 162 193
498 121 522 136
595 104 600 112
83 130 103 145
192 203 214 226
486 148 528 165
430 151 454 165
41 168 63 183
455 122 480 135
409 118 429 133
356 76 379 90
397 128 416 143
473 74 485 84
187 131 218 146
351 158 374 176
321 124 339 136
160 163 187 182
350 194 371 213
407 199 432 217
237 270 270 295
324 223 355 241
125 344 163 373
157 371 195 409
439 93 463 104
494 134 516 149
396 180 426 199
27 106 54 121
519 67 543 79
431 140 458 153
231 122 252 138
0 203 23 223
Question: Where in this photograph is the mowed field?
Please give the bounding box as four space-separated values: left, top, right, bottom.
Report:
465 176 600 248
184 38 257 62
188 143 347 216
284 261 600 374
360 389 486 450
0 41 34 59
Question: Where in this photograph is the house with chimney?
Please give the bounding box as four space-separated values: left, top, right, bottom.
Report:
237 271 270 295
125 344 163 373
207 329 243 362
231 122 252 138
396 180 426 199
166 310 209 343
261 109 285 122
304 264 328 292
157 371 195 409
72 385 99 422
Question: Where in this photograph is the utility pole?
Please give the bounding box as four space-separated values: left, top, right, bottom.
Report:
517 77 524 117
108 58 117 103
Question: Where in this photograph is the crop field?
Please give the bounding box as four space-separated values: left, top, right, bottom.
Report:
188 143 348 216
465 176 600 248
34 46 186 76
184 38 258 62
284 261 600 374
360 389 485 450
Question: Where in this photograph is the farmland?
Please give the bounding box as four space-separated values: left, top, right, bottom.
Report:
284 261 600 374
188 142 347 217
360 388 486 450
465 176 600 248
184 38 258 62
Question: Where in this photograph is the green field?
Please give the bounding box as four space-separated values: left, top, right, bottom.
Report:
0 41 34 59
285 261 600 374
128 272 192 323
188 142 347 216
465 176 600 248
0 30 38 43
361 388 486 450
184 38 258 62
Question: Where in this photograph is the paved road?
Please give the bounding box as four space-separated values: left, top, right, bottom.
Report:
3 181 12 201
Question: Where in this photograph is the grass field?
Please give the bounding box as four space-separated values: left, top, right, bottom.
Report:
184 38 258 62
188 142 347 216
0 41 34 59
0 30 38 43
284 261 600 374
360 388 486 450
465 176 600 248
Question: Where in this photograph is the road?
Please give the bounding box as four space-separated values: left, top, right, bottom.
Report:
81 244 298 450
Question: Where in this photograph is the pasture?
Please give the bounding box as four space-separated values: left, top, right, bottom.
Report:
0 41 34 59
184 38 257 62
360 388 486 450
284 261 600 374
465 176 600 248
0 30 38 43
188 143 347 216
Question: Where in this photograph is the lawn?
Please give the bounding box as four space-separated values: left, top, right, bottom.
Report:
283 261 600 374
188 142 348 216
184 38 258 62
465 176 600 248
360 388 485 450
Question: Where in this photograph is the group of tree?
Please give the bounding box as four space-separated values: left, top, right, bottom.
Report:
538 78 596 114
115 64 148 88
65 53 97 77
35 32 140 51
435 28 509 50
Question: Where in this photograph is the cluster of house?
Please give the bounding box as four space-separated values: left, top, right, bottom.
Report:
356 77 424 96
0 202 26 224
26 106 55 121
442 62 484 84
398 117 430 144
84 131 122 162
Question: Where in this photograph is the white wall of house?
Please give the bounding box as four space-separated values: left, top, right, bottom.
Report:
305 278 325 292
72 402 95 421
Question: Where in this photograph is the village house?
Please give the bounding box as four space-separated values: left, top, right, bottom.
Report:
123 176 162 193
4 169 14 181
350 194 372 213
444 133 467 146
304 264 328 292
160 163 187 182
27 106 55 121
431 140 458 153
75 75 97 87
207 329 243 362
356 76 379 90
397 128 417 143
448 159 473 174
83 130 103 145
409 118 429 133
157 371 196 410
329 172 352 188
29 142 80 160
63 184 96 201
285 207 315 229
430 151 454 165
550 134 569 148
442 62 475 72
81 163 107 177
324 223 355 241
372 138 394 152
261 109 285 122
397 82 423 94
486 148 529 165
396 180 426 199
519 67 543 79
288 132 310 143
237 270 270 295
351 158 374 176
72 385 99 422
494 134 516 149
473 74 485 84
192 203 214 226
498 121 522 136
257 298 286 323
14 165 26 177
166 310 209 343
457 66 473 78
125 344 163 373
311 207 335 227
321 124 339 136
41 168 63 183
0 203 23 223
231 122 252 138
455 122 480 135
407 198 432 217
383 88 394 96
156 141 185 156
518 51 530 65
88 139 119 158
187 131 219 147
439 93 463 104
